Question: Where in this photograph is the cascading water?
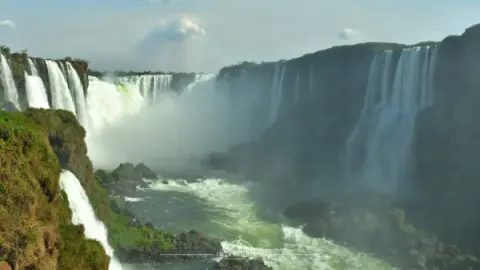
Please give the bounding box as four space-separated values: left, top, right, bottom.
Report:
267 64 287 128
0 54 20 109
308 62 314 97
24 73 50 109
24 58 50 109
86 76 146 132
294 72 300 102
59 170 123 270
137 177 395 270
66 62 89 129
45 60 77 114
117 74 172 105
344 46 439 193
27 58 39 76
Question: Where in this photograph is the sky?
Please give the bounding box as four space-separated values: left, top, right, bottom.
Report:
0 0 479 73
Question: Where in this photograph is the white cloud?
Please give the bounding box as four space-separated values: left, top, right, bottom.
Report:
131 15 207 71
0 20 15 29
338 28 360 40
139 16 205 44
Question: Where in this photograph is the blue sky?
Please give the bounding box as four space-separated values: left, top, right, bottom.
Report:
1 0 479 72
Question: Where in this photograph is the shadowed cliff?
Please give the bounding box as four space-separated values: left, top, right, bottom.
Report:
206 23 480 259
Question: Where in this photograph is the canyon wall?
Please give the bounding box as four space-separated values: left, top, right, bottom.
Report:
216 24 480 255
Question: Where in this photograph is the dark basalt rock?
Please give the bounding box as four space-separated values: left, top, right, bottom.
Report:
283 197 480 270
117 230 223 263
213 256 272 270
95 162 158 195
203 152 232 170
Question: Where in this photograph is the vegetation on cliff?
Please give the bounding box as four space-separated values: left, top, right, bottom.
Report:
0 110 109 269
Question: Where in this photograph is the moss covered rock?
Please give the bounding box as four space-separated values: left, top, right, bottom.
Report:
0 110 108 269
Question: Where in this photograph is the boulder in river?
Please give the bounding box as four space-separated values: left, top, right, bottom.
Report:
95 162 158 194
213 256 272 270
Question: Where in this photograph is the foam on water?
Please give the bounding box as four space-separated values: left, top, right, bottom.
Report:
150 178 395 269
124 196 146 202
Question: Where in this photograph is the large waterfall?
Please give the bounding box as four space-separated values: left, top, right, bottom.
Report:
345 46 440 193
45 60 77 114
59 170 123 270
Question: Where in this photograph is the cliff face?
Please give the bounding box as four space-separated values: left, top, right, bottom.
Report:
218 44 384 188
0 49 90 110
0 110 109 270
214 24 480 255
413 24 480 252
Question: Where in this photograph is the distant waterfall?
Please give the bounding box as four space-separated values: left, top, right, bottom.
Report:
294 72 300 102
117 74 172 105
59 170 123 270
345 46 439 193
0 54 20 109
268 64 287 128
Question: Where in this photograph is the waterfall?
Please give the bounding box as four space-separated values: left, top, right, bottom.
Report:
25 58 50 109
25 73 50 109
308 63 314 97
59 170 123 270
86 76 146 132
45 60 77 114
294 72 300 102
66 62 89 129
86 73 264 167
345 46 439 193
27 58 39 76
117 74 172 104
268 64 287 128
0 54 20 109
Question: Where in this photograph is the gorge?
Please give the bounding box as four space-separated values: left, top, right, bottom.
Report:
2 21 480 270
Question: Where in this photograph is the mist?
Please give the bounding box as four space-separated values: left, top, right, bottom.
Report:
86 74 261 170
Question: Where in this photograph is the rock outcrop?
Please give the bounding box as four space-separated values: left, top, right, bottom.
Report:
95 162 156 195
